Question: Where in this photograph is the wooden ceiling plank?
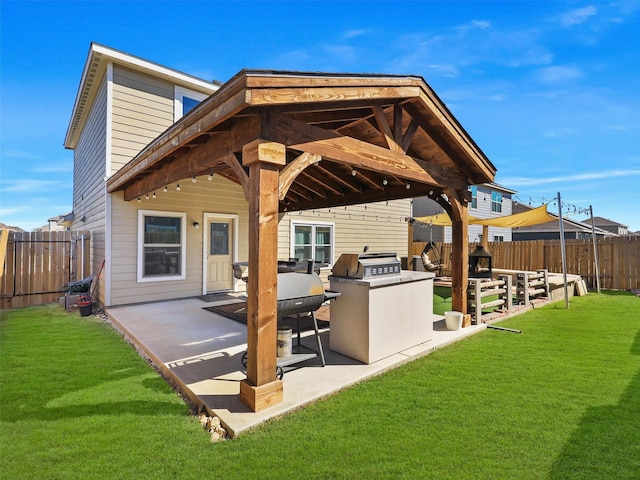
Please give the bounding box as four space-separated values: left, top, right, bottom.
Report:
299 170 343 196
314 163 361 194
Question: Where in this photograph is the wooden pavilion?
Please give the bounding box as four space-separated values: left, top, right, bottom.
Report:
106 70 496 411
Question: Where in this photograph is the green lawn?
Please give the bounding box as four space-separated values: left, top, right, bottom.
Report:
2 293 639 479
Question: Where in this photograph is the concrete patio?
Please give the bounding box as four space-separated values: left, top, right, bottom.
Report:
106 295 506 437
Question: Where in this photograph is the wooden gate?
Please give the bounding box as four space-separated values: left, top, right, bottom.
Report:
0 230 91 309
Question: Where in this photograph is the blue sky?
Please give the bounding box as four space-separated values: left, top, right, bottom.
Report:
1 0 639 231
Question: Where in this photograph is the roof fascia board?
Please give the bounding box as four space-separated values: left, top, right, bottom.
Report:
91 43 217 92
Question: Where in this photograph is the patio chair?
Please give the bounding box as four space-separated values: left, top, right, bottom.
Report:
421 242 445 274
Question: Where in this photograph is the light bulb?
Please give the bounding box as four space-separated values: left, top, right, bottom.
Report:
192 176 196 183
152 192 156 199
163 186 168 193
176 183 181 192
207 173 213 181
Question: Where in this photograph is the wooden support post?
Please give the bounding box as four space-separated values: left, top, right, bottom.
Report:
239 140 286 412
482 225 489 250
448 190 469 315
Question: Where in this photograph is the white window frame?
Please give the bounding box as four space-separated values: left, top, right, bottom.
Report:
470 185 478 210
290 220 335 267
491 191 503 213
174 86 208 121
137 210 187 282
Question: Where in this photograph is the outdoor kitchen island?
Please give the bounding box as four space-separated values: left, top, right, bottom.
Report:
328 265 435 364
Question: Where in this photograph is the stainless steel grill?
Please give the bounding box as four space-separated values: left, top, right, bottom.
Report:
331 252 401 279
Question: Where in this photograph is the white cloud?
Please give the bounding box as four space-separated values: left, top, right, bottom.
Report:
344 29 369 39
32 163 73 173
556 6 598 27
501 169 640 187
536 65 583 84
2 150 41 160
1 179 63 192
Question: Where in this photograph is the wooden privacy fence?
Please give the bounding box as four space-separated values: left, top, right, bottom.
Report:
0 230 91 309
413 236 640 291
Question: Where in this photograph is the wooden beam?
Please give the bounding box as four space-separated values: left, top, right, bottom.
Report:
267 111 467 189
239 139 285 412
278 152 322 200
447 188 469 316
373 106 402 153
401 120 419 152
221 152 250 201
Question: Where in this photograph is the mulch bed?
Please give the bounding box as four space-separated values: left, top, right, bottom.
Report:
203 302 330 331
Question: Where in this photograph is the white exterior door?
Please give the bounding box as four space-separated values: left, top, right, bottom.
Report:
206 218 233 292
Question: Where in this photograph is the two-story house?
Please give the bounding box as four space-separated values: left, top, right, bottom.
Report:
412 182 516 244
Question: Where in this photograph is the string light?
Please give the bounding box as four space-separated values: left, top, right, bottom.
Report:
192 176 197 183
208 172 214 181
145 193 149 200
152 192 156 199
163 186 168 193
137 197 141 202
176 183 181 191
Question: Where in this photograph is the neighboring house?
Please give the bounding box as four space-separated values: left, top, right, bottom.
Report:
64 44 412 307
579 216 629 236
413 182 516 243
512 204 615 240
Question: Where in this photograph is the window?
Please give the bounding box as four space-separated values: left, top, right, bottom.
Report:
291 221 334 265
138 210 186 282
491 191 503 213
470 186 478 209
493 235 504 242
174 86 208 121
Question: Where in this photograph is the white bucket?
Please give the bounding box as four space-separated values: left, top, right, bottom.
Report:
444 311 463 331
277 327 292 357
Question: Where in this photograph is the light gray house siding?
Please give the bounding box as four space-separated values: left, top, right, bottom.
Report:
71 76 108 297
